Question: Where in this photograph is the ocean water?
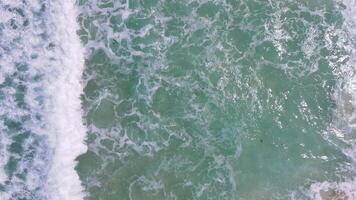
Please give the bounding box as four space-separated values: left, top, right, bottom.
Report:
0 0 355 199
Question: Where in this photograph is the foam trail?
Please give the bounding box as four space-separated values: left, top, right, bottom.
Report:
334 0 356 164
0 0 86 198
309 0 356 199
44 1 87 199
309 179 356 200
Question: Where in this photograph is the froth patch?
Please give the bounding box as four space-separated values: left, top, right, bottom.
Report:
309 179 356 200
314 1 356 199
333 0 356 164
44 1 87 200
0 133 10 184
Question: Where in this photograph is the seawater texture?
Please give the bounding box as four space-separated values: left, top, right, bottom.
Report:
76 0 356 199
0 0 86 200
0 0 356 200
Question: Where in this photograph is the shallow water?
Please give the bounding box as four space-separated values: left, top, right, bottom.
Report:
0 0 355 199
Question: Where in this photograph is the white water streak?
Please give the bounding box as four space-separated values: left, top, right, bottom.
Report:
45 1 87 199
309 0 356 199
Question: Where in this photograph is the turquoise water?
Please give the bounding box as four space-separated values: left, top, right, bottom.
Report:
0 0 356 199
76 0 356 199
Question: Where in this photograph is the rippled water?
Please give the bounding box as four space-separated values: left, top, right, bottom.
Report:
0 0 355 199
76 0 356 199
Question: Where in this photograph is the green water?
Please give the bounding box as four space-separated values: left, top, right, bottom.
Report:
76 0 355 199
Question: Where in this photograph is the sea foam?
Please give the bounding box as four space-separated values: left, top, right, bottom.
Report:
44 1 87 199
0 0 87 199
309 0 356 199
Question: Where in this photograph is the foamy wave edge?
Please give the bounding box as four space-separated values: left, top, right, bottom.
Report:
45 1 87 199
309 0 356 199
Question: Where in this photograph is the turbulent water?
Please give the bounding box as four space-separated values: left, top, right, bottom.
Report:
0 1 86 199
0 0 356 199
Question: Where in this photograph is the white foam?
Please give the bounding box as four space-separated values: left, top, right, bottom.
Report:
0 0 88 198
309 0 356 198
0 121 11 185
335 0 356 163
0 1 51 197
43 1 87 199
309 179 356 200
